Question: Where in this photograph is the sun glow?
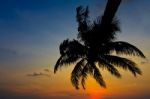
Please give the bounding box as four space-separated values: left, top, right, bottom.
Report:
85 77 107 99
89 92 103 99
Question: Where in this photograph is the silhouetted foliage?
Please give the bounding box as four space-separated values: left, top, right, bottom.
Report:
54 0 145 89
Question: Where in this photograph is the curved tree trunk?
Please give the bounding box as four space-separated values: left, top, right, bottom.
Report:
101 0 122 24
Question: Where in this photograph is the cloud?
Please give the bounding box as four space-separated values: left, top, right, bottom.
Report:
44 68 52 73
27 72 50 77
141 61 146 64
26 68 52 77
0 48 18 61
50 91 89 97
140 59 148 64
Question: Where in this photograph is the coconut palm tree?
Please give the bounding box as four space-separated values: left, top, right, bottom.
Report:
54 0 145 89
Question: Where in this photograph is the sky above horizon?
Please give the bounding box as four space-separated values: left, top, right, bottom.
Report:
0 0 150 99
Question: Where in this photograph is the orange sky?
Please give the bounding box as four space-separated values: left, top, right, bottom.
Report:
0 58 149 99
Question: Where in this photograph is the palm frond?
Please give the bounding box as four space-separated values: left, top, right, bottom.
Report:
86 17 121 45
90 63 106 88
102 55 142 76
54 56 63 73
97 58 121 78
99 17 121 42
60 39 87 57
81 63 89 89
76 6 89 33
81 76 86 89
55 39 87 73
105 41 145 58
71 59 86 89
54 55 79 73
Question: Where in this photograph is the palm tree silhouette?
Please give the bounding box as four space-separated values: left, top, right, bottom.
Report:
54 0 145 89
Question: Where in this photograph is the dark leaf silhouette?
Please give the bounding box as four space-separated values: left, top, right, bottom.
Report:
54 0 145 89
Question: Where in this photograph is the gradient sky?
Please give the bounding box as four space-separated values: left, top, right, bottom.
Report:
0 0 150 99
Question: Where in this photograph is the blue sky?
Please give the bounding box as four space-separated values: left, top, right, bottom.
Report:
0 0 106 70
0 0 150 99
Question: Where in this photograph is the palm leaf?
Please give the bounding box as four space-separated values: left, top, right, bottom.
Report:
105 41 145 58
54 55 79 73
102 55 142 76
90 63 106 88
71 59 86 89
76 6 89 33
97 57 121 78
54 56 63 73
54 39 87 73
81 63 89 89
60 39 87 57
91 17 121 43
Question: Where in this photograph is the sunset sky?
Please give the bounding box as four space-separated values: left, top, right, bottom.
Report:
0 0 150 99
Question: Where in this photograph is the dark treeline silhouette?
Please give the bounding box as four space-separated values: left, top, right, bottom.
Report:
54 0 145 89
